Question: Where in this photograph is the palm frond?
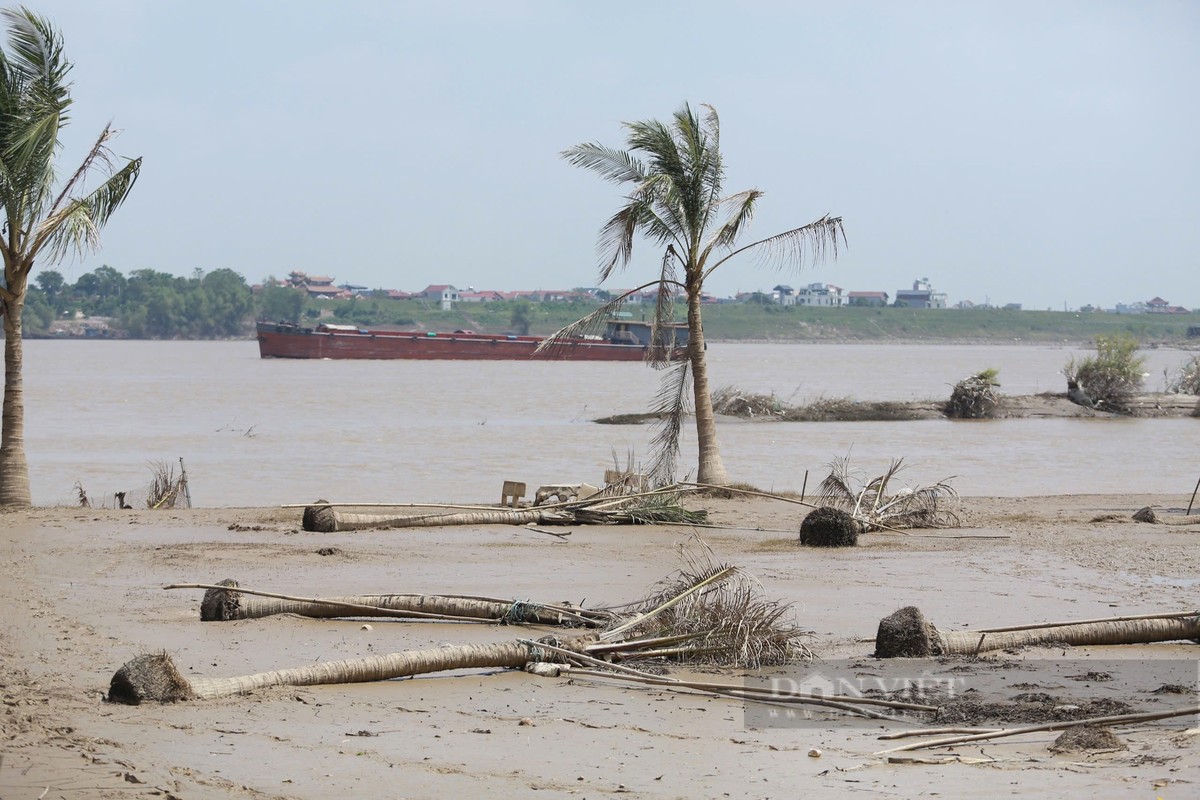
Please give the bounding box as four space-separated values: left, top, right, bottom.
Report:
0 8 71 177
35 155 140 262
703 213 846 282
44 124 116 217
533 284 662 357
815 453 860 508
816 456 960 531
533 293 628 352
601 539 810 666
560 142 645 185
595 202 642 280
703 189 763 261
647 247 681 366
645 360 691 486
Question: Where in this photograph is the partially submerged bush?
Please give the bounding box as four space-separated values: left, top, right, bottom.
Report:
1062 334 1146 413
946 368 1001 419
711 385 786 418
1165 353 1200 395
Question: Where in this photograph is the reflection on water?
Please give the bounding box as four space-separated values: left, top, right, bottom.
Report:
19 340 1198 507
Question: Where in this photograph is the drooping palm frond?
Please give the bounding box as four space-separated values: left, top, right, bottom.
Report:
703 188 763 258
645 359 692 486
36 153 141 262
532 287 645 355
648 247 682 366
703 213 846 281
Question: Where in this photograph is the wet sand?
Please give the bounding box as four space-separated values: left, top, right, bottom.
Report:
1 495 1197 799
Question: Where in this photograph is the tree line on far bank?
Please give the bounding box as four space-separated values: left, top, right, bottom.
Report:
18 264 1200 343
23 266 268 338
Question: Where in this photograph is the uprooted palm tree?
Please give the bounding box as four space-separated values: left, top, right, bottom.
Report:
542 103 844 487
875 606 1200 658
0 7 141 506
816 456 960 531
109 544 811 704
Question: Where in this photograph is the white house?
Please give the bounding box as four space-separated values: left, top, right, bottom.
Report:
794 283 846 307
422 284 460 310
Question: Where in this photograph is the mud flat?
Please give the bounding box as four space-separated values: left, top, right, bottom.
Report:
1 495 1197 799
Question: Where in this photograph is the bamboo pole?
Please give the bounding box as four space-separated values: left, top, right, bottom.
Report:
1189 473 1200 516
875 706 1200 754
520 638 930 718
879 726 1000 740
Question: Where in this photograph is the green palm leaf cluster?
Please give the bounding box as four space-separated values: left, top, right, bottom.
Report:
0 6 141 506
545 103 843 488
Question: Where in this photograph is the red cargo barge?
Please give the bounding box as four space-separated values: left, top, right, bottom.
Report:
256 320 688 361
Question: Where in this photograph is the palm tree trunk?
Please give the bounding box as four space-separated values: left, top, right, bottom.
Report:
0 285 31 508
686 286 728 485
303 506 567 531
875 606 1200 657
936 618 1200 654
202 587 603 627
108 641 540 704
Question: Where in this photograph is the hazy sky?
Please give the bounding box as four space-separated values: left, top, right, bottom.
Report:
28 0 1200 310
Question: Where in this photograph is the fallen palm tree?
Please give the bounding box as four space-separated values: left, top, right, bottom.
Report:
301 489 706 532
817 456 959 531
110 546 809 704
170 579 617 628
875 606 1200 658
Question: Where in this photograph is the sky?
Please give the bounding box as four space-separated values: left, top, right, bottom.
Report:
25 0 1200 311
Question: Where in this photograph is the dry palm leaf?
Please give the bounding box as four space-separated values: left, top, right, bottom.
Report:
110 540 810 703
817 456 959 531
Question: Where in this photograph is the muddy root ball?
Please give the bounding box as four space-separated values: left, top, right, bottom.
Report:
1131 506 1158 524
874 606 938 658
302 501 337 532
107 652 196 705
1050 725 1126 753
200 578 243 621
799 507 860 548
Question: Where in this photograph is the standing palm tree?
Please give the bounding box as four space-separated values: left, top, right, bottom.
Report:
549 103 843 485
0 7 141 506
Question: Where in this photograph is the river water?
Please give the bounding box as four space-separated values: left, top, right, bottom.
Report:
16 340 1199 507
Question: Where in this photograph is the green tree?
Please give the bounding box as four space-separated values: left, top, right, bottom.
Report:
551 103 843 485
258 282 304 324
73 264 126 315
34 268 63 307
510 300 532 335
20 285 50 332
0 7 141 506
199 268 253 336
